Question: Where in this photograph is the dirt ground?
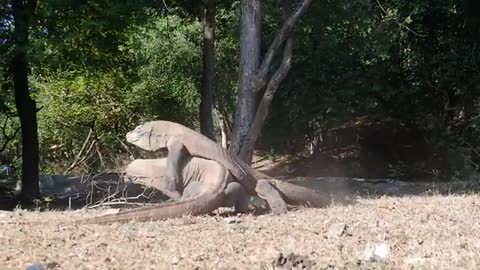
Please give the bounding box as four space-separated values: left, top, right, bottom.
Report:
2 194 480 270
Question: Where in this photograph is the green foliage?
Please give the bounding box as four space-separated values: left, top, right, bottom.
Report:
31 0 162 72
33 70 128 172
126 13 203 122
2 0 480 181
259 0 480 180
214 2 240 117
29 7 209 173
0 0 19 169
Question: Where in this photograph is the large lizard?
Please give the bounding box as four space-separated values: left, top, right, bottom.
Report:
1 157 231 225
125 120 288 214
125 120 354 215
126 158 353 212
85 156 352 224
125 157 250 213
80 155 353 224
69 156 234 224
1 157 353 225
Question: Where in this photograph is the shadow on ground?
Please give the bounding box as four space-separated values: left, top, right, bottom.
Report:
2 169 480 212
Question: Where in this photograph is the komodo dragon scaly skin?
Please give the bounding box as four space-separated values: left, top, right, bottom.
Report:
74 157 230 224
125 157 250 212
76 192 225 224
128 158 354 210
126 120 289 214
126 121 355 213
0 158 233 226
0 156 355 226
75 157 353 225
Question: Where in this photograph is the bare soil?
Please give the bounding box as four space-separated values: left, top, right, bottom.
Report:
2 194 480 270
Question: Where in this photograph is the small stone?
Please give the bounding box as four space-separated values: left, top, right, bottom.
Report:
25 263 46 270
326 222 347 238
272 252 315 269
224 217 240 224
363 243 389 261
171 256 180 265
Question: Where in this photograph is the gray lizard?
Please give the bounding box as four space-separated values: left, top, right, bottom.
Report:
1 156 353 225
126 157 353 212
125 157 250 213
125 120 354 215
72 156 234 224
78 156 352 224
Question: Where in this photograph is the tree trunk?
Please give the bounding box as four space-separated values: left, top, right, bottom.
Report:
230 0 262 162
199 0 216 141
238 0 313 162
11 0 40 203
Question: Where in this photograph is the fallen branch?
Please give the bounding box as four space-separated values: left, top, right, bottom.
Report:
86 182 161 209
116 136 135 159
63 129 93 175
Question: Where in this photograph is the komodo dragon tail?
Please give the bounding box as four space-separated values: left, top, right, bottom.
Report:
269 180 355 208
77 189 225 225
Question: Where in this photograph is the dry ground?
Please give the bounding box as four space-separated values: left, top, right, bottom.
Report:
1 194 480 270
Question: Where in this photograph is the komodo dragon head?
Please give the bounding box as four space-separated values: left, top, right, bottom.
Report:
126 121 170 151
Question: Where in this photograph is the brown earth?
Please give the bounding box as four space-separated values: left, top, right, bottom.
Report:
2 194 480 269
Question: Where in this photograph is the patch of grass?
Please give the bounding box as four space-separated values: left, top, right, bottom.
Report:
1 194 480 269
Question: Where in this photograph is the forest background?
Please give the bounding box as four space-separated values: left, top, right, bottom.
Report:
1 0 479 203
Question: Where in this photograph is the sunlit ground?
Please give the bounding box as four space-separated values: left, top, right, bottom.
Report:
2 194 480 269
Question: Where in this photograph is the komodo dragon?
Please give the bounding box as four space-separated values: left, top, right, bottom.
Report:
125 157 250 213
125 120 289 214
75 157 352 224
2 157 352 226
1 157 231 225
66 156 234 225
126 158 353 212
125 120 355 215
1 158 354 225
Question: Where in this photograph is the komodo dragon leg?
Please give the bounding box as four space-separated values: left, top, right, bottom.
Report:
165 138 188 199
182 180 250 213
223 181 250 212
125 158 182 201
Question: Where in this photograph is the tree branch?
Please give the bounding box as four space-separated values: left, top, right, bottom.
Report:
0 116 21 153
63 129 94 175
251 0 312 95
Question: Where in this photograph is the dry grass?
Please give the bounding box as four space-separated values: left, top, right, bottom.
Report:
2 194 480 270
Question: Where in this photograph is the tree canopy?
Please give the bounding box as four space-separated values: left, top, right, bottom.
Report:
1 0 479 184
